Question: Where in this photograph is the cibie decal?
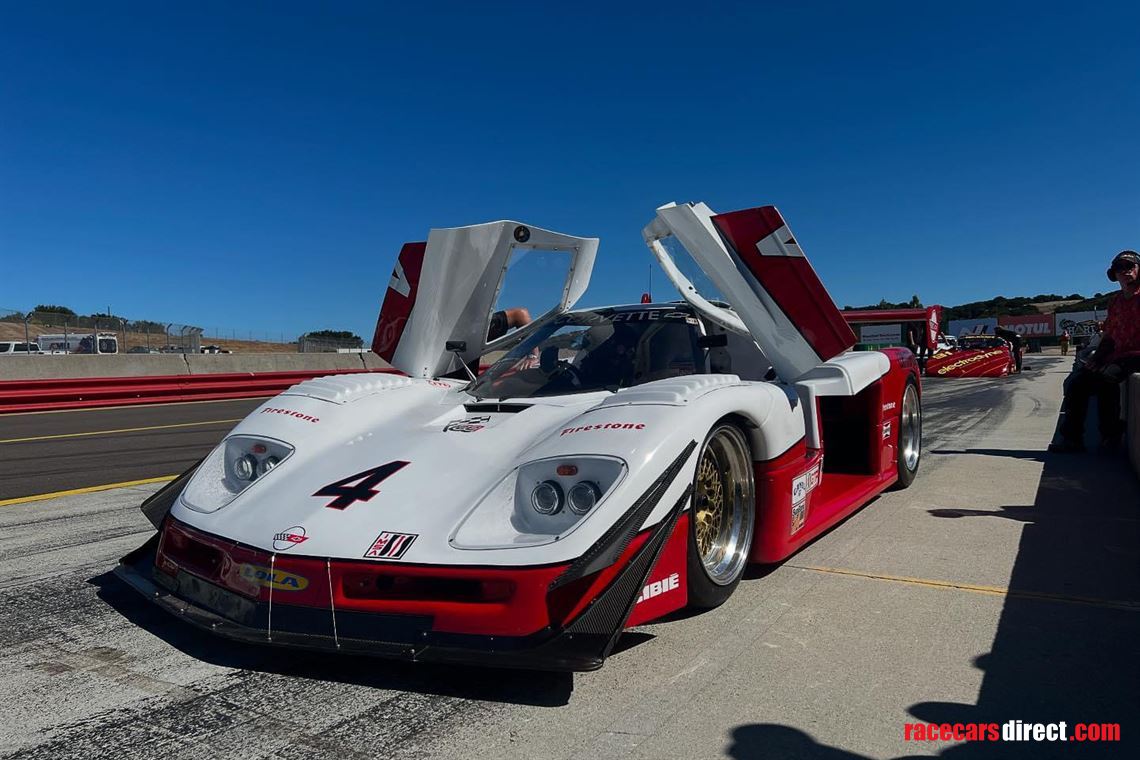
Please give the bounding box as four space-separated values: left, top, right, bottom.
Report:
314 461 410 510
272 526 308 551
561 423 645 436
635 572 680 604
883 421 892 440
260 407 319 423
443 416 491 433
239 564 309 591
363 531 418 560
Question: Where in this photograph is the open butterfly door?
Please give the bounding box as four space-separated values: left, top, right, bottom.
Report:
372 221 598 378
642 202 855 381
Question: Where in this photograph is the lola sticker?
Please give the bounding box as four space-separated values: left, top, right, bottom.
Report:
272 526 308 551
364 531 418 560
239 564 309 591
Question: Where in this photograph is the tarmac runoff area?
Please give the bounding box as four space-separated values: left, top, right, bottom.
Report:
1 354 1137 760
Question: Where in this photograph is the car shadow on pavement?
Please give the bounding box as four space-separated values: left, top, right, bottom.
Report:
89 571 575 707
724 451 1139 759
928 448 1048 463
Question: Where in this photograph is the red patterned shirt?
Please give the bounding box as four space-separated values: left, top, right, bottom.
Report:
1102 290 1140 361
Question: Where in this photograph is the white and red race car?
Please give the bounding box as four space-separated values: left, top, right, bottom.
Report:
117 202 922 671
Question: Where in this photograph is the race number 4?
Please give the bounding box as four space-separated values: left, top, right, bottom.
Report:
314 461 410 510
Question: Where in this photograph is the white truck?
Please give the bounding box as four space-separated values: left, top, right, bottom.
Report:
0 341 40 355
34 332 119 354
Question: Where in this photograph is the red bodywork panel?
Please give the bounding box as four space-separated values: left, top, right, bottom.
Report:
711 206 857 363
926 347 1014 378
625 512 689 627
371 241 426 361
751 348 917 563
156 517 674 638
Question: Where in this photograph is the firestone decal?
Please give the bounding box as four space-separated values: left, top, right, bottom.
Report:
272 526 309 551
261 407 319 423
882 401 897 412
364 531 418 560
239 564 309 591
561 423 646 436
443 416 491 433
635 572 680 604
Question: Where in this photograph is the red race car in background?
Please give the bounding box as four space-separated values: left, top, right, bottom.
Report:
925 334 1017 378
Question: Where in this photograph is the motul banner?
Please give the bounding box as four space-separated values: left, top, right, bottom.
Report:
949 318 996 337
997 314 1055 338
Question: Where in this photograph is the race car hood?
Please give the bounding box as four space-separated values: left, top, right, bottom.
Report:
168 374 619 564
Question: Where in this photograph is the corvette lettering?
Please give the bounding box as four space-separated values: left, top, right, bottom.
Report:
635 572 680 604
561 423 646 436
272 526 308 551
612 310 690 322
239 564 309 591
260 407 319 423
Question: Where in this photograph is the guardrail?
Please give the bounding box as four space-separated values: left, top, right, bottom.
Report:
0 369 399 414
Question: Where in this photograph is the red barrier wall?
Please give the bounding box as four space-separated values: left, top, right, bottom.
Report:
0 368 400 414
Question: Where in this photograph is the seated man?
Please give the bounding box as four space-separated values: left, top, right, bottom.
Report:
1051 250 1140 452
488 307 532 341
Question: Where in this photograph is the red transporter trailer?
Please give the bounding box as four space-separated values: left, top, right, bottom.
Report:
841 306 942 352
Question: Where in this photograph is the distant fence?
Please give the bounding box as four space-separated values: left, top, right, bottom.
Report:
0 309 365 354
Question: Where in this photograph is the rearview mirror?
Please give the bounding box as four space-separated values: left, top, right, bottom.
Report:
445 340 467 353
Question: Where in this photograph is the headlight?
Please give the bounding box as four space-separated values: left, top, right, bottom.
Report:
451 455 626 549
181 435 294 513
567 481 601 515
531 481 563 514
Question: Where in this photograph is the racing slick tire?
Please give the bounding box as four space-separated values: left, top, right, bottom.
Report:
893 379 922 490
687 421 755 609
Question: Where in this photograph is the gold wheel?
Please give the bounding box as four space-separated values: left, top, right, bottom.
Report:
690 423 755 589
694 450 725 560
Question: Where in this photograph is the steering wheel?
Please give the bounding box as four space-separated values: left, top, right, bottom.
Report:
556 359 584 387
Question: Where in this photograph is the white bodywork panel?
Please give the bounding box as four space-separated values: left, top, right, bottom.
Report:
794 351 891 449
388 221 598 378
643 202 850 382
169 370 804 567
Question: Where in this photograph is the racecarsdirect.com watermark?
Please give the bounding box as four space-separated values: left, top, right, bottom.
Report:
904 721 1120 744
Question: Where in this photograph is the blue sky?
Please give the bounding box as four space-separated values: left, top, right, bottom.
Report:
2 1 1137 340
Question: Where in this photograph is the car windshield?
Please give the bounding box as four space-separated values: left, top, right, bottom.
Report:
961 336 1004 349
468 308 705 399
